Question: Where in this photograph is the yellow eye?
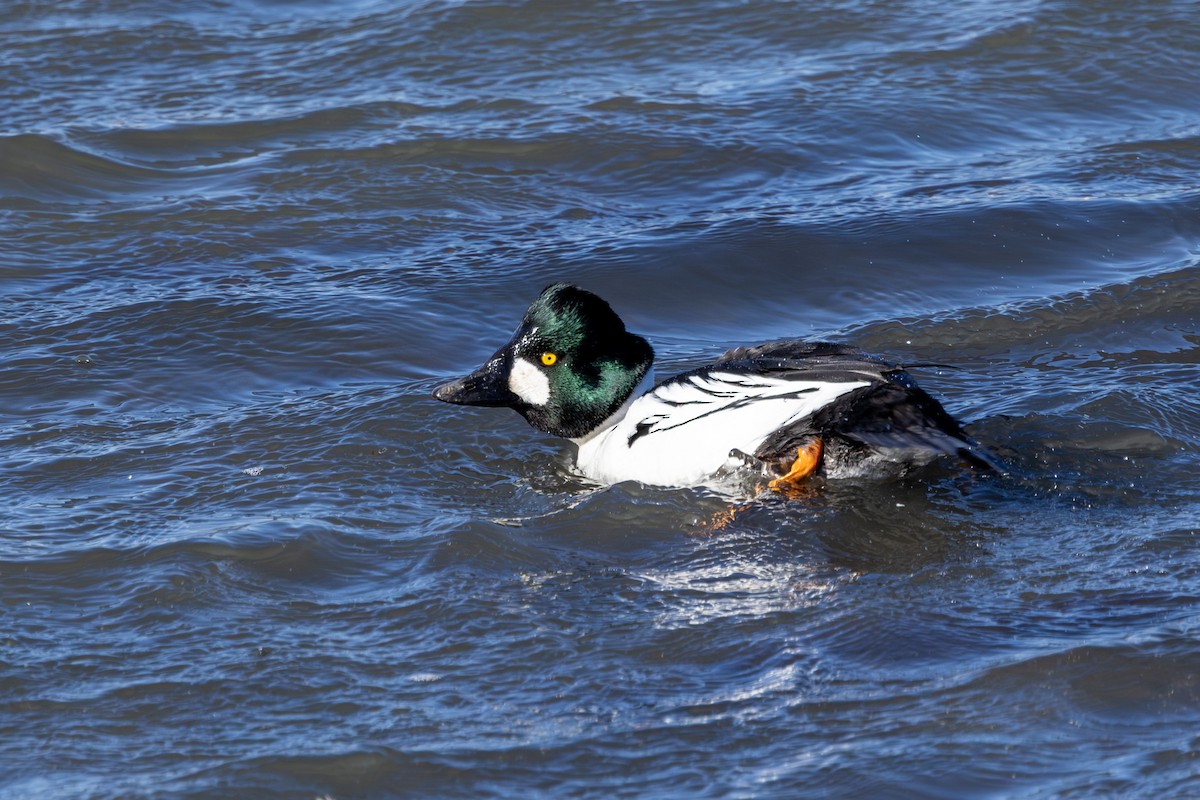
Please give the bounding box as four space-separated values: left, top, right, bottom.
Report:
541 352 558 366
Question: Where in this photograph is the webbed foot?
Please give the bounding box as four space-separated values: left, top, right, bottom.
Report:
768 436 824 491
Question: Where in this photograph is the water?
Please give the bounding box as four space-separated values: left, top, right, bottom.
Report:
3 0 1200 797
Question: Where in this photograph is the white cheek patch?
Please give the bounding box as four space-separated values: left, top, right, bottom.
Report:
508 357 551 406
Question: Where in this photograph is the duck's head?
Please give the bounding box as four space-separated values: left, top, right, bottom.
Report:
432 283 654 439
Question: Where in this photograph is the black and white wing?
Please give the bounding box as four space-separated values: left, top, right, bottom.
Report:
627 363 873 448
729 341 1001 472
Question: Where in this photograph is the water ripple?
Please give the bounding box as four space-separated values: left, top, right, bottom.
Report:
5 0 1200 796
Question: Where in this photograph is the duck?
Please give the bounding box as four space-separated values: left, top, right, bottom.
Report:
432 283 1000 491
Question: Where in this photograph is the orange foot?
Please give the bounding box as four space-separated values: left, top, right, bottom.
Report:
768 437 824 492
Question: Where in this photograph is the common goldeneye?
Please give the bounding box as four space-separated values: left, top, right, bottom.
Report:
432 283 999 490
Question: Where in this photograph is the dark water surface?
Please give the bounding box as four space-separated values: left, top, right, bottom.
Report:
4 1 1200 797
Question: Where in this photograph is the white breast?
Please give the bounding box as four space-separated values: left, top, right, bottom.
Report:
573 370 869 488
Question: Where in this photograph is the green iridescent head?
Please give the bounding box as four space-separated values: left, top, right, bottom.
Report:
432 283 654 439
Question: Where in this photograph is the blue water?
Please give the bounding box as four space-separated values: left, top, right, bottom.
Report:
3 1 1200 797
